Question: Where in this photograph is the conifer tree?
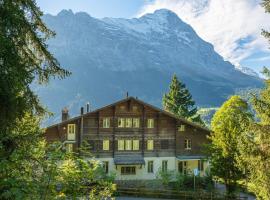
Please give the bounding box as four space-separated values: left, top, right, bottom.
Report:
162 74 203 125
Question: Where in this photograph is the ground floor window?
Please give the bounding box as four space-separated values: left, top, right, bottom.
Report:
162 160 168 172
178 161 188 174
147 161 154 173
198 160 204 171
103 161 109 174
121 166 136 175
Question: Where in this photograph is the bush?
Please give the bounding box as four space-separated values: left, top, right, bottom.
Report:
156 168 174 186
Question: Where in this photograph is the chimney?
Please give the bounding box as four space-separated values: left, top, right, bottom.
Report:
86 102 90 112
62 107 69 121
126 92 129 98
80 107 84 115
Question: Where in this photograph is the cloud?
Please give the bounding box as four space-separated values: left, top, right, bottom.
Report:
138 0 270 66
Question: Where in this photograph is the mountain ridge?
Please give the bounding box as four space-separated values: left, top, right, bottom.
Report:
39 9 262 123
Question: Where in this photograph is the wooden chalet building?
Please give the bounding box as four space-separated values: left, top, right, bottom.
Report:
45 96 210 180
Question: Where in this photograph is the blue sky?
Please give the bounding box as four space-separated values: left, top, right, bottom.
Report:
36 0 270 75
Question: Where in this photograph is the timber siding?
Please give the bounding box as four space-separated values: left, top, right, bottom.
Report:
45 96 209 158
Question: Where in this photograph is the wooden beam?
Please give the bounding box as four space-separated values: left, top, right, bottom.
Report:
112 106 116 157
97 112 100 157
142 105 145 157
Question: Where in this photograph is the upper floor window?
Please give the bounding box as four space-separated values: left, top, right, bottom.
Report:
178 125 185 132
67 124 76 140
118 140 125 150
125 140 132 150
133 118 140 128
184 139 191 150
102 118 110 128
103 140 110 151
161 140 169 150
125 118 132 128
147 140 154 150
118 118 125 128
132 140 139 150
147 118 154 128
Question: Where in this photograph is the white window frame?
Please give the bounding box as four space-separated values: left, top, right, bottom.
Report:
184 139 191 150
66 143 73 153
147 118 154 128
102 117 110 128
125 140 132 150
103 140 110 151
147 140 154 150
118 140 125 150
125 118 132 128
178 125 185 132
133 118 140 128
132 140 139 150
67 124 76 140
118 118 125 128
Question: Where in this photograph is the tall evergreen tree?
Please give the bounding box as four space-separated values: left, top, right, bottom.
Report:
162 74 203 124
209 96 252 196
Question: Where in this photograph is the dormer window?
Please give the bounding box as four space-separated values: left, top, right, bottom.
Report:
67 124 76 140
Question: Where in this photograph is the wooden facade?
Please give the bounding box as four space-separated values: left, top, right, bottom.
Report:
45 97 210 179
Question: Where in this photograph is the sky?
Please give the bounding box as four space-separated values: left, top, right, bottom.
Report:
36 0 270 74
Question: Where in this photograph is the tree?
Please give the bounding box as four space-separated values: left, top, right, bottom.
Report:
162 74 203 125
209 96 252 196
0 1 69 197
238 68 270 199
235 1 270 199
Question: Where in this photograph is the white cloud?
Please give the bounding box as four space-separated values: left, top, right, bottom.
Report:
138 0 270 66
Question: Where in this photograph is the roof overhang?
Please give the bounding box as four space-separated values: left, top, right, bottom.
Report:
176 155 206 160
114 155 145 165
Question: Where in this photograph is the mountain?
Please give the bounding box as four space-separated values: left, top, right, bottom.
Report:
38 9 262 123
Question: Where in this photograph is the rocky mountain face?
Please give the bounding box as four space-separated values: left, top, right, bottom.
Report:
38 9 262 123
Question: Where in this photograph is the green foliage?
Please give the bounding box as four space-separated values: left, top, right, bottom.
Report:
163 74 204 125
156 169 174 186
208 96 252 196
238 67 270 200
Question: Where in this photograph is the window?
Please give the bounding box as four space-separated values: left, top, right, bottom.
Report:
125 118 132 128
133 118 140 128
118 118 125 128
162 160 168 172
178 125 185 132
67 124 76 140
121 166 136 175
103 140 110 151
102 118 110 128
66 143 73 152
103 161 109 174
179 161 188 174
198 160 204 171
147 118 154 128
132 140 139 150
147 140 154 150
178 161 183 173
125 140 132 150
184 139 191 150
148 161 154 173
161 140 169 149
118 140 125 150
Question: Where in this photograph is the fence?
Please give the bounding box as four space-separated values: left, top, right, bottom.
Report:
116 187 248 200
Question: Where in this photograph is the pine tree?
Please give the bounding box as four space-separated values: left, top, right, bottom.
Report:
162 74 203 125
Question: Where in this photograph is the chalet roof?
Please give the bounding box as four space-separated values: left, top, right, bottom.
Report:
114 155 145 165
46 96 210 132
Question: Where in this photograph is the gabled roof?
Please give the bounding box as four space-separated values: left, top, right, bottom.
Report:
46 96 210 132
